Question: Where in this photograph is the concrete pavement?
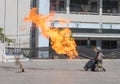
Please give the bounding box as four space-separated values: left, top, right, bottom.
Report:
0 59 120 84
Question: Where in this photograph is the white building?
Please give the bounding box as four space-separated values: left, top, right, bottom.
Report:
0 0 31 49
1 0 120 58
0 0 31 62
30 0 120 58
50 0 120 49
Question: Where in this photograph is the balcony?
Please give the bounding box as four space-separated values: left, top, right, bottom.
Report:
52 22 120 30
50 0 120 16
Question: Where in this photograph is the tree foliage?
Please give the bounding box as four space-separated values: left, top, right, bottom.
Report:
0 27 14 43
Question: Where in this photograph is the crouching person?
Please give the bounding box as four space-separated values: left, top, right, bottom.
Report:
91 47 106 72
15 56 25 72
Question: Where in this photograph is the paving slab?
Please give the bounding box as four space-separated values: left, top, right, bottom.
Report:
0 59 120 84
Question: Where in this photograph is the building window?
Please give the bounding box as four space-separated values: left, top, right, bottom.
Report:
50 0 66 13
90 40 96 47
70 0 88 12
70 0 98 14
102 40 117 49
103 0 118 13
76 40 87 46
30 0 37 8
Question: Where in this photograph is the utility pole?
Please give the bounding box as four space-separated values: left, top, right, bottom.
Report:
2 0 6 62
16 0 19 54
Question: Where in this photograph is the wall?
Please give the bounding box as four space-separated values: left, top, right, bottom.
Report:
55 14 120 24
36 0 50 58
0 0 31 48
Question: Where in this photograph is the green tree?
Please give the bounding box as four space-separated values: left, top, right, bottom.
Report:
0 27 14 43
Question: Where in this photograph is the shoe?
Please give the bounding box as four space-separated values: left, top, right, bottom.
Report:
22 69 24 72
84 66 88 71
103 68 106 72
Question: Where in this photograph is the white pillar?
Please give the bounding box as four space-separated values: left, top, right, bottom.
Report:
56 0 59 11
38 0 50 48
99 0 103 29
0 43 6 62
87 38 90 48
37 0 50 58
96 40 102 48
66 0 70 14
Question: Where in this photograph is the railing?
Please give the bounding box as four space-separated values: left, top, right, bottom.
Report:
54 10 120 16
70 12 99 15
103 13 120 16
55 11 66 14
49 46 120 59
51 22 120 29
77 47 120 59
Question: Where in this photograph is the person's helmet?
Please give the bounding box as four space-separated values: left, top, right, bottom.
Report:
97 46 101 51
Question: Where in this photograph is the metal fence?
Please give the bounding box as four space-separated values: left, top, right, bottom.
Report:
4 46 120 59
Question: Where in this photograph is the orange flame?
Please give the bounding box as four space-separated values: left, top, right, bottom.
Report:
58 17 70 25
25 8 78 59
